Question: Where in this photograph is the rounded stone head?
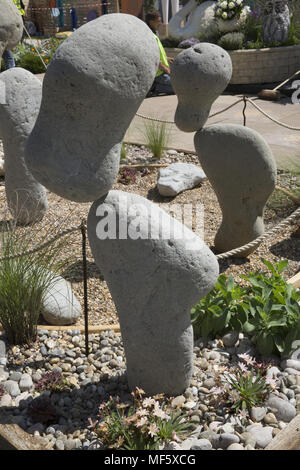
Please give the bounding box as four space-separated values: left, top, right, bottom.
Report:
171 43 232 132
25 14 159 203
0 0 23 58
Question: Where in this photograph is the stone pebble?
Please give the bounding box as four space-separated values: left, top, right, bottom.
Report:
0 328 299 450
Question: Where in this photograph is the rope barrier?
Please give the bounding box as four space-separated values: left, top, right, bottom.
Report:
216 206 300 260
0 206 299 263
0 224 82 262
136 96 300 130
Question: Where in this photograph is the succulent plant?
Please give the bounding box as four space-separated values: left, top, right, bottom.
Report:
35 370 72 393
118 167 137 185
27 395 59 424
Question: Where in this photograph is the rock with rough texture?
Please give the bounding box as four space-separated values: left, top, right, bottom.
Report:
246 424 273 449
250 406 267 422
212 433 240 450
171 43 232 132
3 380 20 397
87 190 219 395
0 0 23 60
267 395 296 423
19 374 33 392
0 68 48 224
157 163 206 197
190 439 213 450
194 124 277 255
0 156 4 177
221 331 239 348
25 14 159 203
41 274 82 326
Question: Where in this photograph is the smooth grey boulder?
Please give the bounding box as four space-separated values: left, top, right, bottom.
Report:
171 43 232 132
41 273 82 326
157 163 206 197
267 395 296 423
0 0 23 61
0 68 48 224
87 190 219 395
25 14 159 203
194 124 277 256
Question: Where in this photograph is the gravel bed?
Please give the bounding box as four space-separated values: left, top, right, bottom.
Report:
0 329 300 450
0 142 299 450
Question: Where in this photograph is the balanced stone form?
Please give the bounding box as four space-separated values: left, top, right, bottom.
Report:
194 125 277 255
171 43 276 256
0 0 23 61
25 14 159 203
87 190 219 395
171 43 232 132
0 68 48 224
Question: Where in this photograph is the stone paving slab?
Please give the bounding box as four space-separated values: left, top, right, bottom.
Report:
125 94 300 169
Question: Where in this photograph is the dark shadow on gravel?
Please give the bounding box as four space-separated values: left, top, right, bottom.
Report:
269 237 300 262
61 260 104 282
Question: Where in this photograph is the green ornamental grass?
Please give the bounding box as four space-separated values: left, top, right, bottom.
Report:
142 120 170 160
0 219 69 345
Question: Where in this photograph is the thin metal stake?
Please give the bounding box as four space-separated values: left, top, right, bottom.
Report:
242 96 247 126
81 219 89 356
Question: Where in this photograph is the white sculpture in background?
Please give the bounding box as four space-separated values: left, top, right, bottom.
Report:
168 0 218 41
168 0 250 41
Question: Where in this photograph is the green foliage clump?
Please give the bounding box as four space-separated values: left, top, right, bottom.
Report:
0 220 69 345
218 32 245 50
142 120 170 160
91 388 192 450
191 258 300 358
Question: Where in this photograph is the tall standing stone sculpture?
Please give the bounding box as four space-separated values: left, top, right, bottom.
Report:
0 0 23 61
25 14 160 203
171 43 277 256
0 68 48 224
22 14 219 395
88 191 219 395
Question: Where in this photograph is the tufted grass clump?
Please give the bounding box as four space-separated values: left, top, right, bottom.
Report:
142 120 170 160
0 219 69 346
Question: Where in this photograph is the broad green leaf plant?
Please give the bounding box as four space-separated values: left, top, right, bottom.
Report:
191 258 300 358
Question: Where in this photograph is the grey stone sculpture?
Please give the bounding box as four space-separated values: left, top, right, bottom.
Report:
0 68 48 224
194 125 277 255
25 14 159 203
171 44 277 256
87 190 219 395
0 0 23 62
261 0 290 44
157 162 206 197
171 43 232 132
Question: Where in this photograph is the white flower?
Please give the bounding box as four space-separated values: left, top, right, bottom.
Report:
222 11 228 19
142 398 156 408
236 0 242 5
148 423 158 437
153 407 171 420
220 1 228 9
228 2 235 9
135 417 148 427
